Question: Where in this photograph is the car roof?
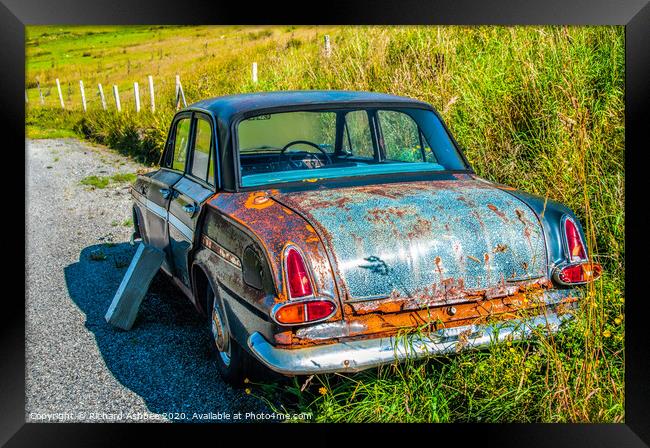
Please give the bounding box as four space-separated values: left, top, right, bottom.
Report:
188 90 433 122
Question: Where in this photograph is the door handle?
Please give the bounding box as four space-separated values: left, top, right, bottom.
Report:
183 203 198 216
159 188 172 199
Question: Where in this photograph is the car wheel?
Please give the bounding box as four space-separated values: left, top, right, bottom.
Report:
207 283 257 387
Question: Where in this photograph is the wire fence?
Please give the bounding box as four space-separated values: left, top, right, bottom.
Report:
25 35 334 113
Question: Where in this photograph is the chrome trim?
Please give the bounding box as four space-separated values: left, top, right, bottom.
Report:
168 212 194 241
552 260 601 286
269 296 338 327
145 198 168 220
561 214 588 262
282 243 318 300
248 303 578 375
202 235 242 269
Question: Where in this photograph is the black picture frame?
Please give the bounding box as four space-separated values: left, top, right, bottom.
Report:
4 0 648 445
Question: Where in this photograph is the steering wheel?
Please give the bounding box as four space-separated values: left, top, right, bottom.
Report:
279 140 332 167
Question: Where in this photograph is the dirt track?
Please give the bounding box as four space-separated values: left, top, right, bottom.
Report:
25 138 269 423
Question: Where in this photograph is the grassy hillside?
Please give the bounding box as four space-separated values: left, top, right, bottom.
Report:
26 25 625 423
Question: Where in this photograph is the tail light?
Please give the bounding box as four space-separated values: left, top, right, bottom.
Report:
272 299 337 325
564 217 587 261
555 262 602 285
285 246 313 298
274 245 337 325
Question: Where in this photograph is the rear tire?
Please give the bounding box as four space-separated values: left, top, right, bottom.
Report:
207 283 259 387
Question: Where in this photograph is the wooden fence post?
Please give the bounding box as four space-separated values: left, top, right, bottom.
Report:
134 81 140 113
252 62 258 83
113 84 121 112
25 90 28 104
79 80 87 112
55 78 65 109
324 35 331 57
175 74 186 109
37 81 44 105
148 75 155 112
98 83 107 110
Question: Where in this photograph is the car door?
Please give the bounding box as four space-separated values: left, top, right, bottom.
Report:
167 111 218 287
140 113 190 274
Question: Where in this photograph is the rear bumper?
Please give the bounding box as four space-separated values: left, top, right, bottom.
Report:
247 302 578 376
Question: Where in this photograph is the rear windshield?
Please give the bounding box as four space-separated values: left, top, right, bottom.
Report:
236 107 468 187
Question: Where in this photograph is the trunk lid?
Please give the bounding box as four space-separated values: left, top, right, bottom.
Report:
272 179 547 307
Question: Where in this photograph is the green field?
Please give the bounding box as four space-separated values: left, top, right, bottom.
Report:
26 25 625 423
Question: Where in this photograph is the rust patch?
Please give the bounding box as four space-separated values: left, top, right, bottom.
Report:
487 203 508 222
289 282 573 346
244 191 274 209
493 243 508 253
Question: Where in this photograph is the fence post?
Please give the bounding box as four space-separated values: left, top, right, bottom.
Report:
79 80 87 112
25 89 28 104
134 81 140 113
113 84 121 112
98 83 107 110
324 35 331 57
175 74 186 109
252 62 258 83
148 75 155 112
56 78 65 109
37 81 44 105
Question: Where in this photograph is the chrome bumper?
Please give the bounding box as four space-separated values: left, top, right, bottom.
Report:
247 304 577 376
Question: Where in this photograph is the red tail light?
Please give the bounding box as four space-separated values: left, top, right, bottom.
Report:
285 247 313 298
557 262 602 284
564 217 587 261
273 299 336 325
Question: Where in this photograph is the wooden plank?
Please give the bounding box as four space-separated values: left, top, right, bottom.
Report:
98 83 107 110
252 62 258 83
148 75 155 112
56 78 65 109
134 81 140 112
105 243 164 330
113 84 121 112
324 35 331 57
79 80 87 112
37 81 44 105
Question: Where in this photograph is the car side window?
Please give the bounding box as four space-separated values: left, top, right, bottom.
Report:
378 110 436 163
190 117 214 185
173 117 191 171
343 110 374 159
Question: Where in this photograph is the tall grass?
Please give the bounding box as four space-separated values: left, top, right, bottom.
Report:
26 25 624 422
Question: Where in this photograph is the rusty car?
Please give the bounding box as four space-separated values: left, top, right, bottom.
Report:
130 90 602 385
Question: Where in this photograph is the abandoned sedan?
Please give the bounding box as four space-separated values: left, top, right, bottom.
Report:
131 90 601 385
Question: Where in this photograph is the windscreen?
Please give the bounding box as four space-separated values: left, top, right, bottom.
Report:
237 107 468 187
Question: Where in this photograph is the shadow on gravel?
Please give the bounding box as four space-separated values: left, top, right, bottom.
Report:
64 242 269 422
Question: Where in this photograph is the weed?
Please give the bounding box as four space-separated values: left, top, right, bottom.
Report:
80 175 109 189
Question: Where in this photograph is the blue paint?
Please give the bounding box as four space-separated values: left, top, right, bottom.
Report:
275 179 548 302
241 162 445 187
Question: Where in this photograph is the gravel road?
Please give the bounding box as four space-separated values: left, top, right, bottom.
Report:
26 138 272 423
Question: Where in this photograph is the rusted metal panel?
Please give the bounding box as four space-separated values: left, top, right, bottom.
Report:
272 179 547 307
289 287 578 346
207 191 340 308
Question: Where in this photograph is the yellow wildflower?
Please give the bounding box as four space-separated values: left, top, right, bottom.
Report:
245 388 251 395
614 317 622 325
509 347 515 353
319 386 327 396
244 378 250 384
603 330 611 338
